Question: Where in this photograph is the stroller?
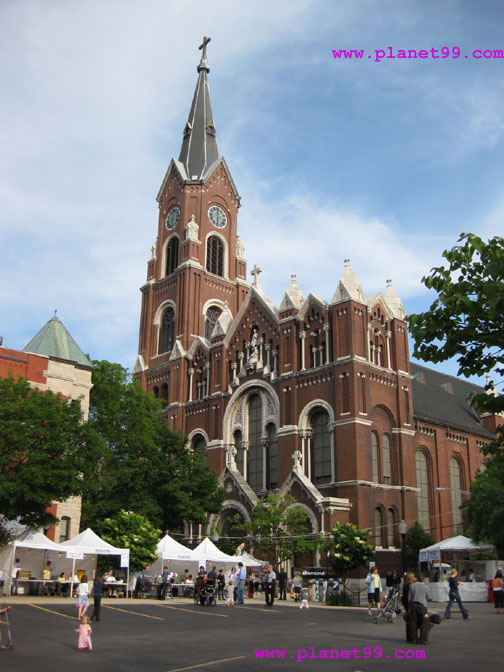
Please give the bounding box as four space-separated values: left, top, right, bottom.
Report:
194 581 217 607
373 588 402 624
0 606 13 651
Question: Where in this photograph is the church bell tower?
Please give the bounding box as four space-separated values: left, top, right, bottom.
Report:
135 38 249 415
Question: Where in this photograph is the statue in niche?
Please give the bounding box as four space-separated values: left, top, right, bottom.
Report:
236 235 245 258
248 327 259 367
185 215 199 241
151 237 158 260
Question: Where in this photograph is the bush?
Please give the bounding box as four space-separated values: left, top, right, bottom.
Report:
326 591 355 607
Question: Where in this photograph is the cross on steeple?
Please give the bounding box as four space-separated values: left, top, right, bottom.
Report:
251 264 262 289
199 36 211 59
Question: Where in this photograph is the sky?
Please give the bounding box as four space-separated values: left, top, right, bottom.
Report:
1 0 503 384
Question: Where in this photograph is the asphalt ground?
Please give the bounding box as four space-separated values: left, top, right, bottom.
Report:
0 596 499 672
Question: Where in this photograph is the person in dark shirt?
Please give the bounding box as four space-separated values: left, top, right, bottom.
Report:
207 566 218 586
217 569 226 600
90 571 103 622
444 569 471 620
406 576 430 644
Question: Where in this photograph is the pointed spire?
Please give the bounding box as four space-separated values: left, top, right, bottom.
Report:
384 278 406 320
23 315 91 367
178 37 219 181
280 273 305 311
332 259 366 304
211 301 234 339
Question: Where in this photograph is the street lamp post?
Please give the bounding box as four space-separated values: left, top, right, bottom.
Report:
399 519 408 575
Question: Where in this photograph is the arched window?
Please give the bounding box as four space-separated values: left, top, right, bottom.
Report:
310 409 331 485
59 516 71 543
204 305 222 341
266 423 278 490
450 457 464 535
371 432 379 482
165 236 179 276
153 386 159 398
234 429 244 476
382 434 391 484
159 306 175 354
374 507 383 547
160 382 168 406
415 450 431 531
387 508 396 548
206 235 224 276
192 434 207 456
247 395 263 492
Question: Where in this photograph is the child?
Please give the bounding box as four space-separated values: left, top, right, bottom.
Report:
74 615 92 651
77 574 89 618
226 581 234 607
299 588 309 610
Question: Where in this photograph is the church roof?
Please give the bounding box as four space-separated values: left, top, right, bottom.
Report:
384 279 406 320
177 41 219 182
411 362 494 439
23 314 92 368
332 259 366 304
280 274 305 311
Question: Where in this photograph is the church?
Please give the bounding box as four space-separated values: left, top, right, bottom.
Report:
133 41 497 565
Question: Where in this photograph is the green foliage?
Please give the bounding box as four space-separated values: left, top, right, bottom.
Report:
405 522 435 569
464 452 504 557
248 493 319 566
326 591 355 607
324 522 374 579
408 233 504 431
0 375 96 529
101 510 161 573
81 361 225 535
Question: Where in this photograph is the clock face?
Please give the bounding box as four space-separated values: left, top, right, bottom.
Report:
208 205 227 229
166 207 180 230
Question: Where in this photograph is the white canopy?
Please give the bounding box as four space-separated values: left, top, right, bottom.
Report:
156 534 200 562
194 537 238 564
237 550 264 568
10 528 65 551
60 528 130 558
419 535 494 563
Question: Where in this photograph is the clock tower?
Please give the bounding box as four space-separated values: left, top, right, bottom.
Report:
134 38 249 423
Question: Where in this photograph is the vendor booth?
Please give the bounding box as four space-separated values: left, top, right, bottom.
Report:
151 534 202 578
419 535 493 602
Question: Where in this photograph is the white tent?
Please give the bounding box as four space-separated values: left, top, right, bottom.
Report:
236 550 264 568
151 534 202 578
194 537 238 564
419 535 494 563
0 528 67 594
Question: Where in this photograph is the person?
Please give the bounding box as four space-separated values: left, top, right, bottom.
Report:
468 569 476 582
74 615 92 651
385 570 394 598
292 573 302 602
90 571 103 622
492 569 503 614
278 568 287 600
11 558 21 596
77 574 90 619
236 562 247 604
184 574 194 597
42 560 52 580
405 575 431 644
366 566 382 615
159 566 171 600
217 569 226 601
136 565 152 598
402 572 415 612
247 572 255 599
207 565 218 587
264 564 276 607
444 569 471 620
180 568 189 583
195 566 207 605
228 566 239 604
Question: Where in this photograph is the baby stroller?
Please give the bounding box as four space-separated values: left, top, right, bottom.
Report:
0 606 13 651
194 582 217 607
373 588 402 624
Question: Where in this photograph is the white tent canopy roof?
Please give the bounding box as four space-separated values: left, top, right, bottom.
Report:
60 527 129 557
193 537 239 563
10 528 66 551
156 535 200 562
233 550 264 567
420 535 494 554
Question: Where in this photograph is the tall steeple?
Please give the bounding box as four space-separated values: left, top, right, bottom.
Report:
178 36 220 181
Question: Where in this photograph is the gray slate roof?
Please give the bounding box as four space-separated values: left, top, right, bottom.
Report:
410 362 494 439
23 315 92 368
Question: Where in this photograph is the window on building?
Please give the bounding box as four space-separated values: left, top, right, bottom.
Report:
166 236 179 276
247 394 263 492
160 382 168 406
159 306 175 354
415 450 431 531
382 434 391 484
371 432 379 482
153 386 159 398
59 516 70 543
374 507 383 547
206 236 224 277
310 409 331 485
234 429 244 477
192 434 206 456
266 423 278 490
204 305 222 341
387 508 396 548
450 456 464 535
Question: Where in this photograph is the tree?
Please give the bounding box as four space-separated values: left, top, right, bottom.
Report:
464 454 504 557
247 493 318 566
0 375 95 537
408 233 504 425
81 361 225 535
101 510 161 573
404 522 435 570
324 522 374 580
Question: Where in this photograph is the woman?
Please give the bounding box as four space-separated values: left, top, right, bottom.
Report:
77 574 90 619
365 566 382 616
492 569 503 614
90 571 103 622
444 568 471 620
402 572 415 612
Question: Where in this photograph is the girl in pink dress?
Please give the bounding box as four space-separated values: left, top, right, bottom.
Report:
74 615 92 651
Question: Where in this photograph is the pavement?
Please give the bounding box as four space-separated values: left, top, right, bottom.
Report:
0 596 500 671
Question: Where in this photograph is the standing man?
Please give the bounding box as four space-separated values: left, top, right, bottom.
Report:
217 569 226 601
207 565 218 587
159 566 171 600
278 567 287 600
11 558 21 596
237 562 247 604
406 575 431 644
264 564 276 607
445 569 471 620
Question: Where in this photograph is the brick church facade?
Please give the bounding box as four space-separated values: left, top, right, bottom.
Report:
133 43 498 562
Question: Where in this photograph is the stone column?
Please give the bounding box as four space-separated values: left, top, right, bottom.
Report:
257 337 264 370
261 436 269 491
367 323 372 362
311 346 318 369
238 351 246 377
188 368 194 402
241 440 249 480
319 345 324 368
264 343 271 375
299 331 306 371
205 362 210 397
272 349 278 379
385 330 392 369
231 361 238 385
323 323 330 364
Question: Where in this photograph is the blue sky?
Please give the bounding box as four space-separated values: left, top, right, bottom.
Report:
1 0 502 385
